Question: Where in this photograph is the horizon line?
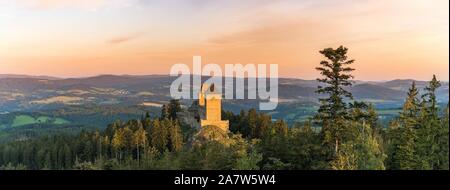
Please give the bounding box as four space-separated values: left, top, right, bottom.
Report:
0 73 448 83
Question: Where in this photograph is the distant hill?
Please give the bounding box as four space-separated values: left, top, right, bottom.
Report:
0 74 448 114
382 79 428 91
351 83 406 101
0 74 448 134
0 74 60 80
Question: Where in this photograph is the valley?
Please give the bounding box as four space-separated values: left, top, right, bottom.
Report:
0 74 448 142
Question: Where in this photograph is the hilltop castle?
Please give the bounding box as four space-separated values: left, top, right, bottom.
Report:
177 83 229 133
197 83 229 132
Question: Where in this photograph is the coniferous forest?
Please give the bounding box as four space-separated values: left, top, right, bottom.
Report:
0 46 448 170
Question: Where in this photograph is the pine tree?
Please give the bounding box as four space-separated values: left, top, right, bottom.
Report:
331 127 385 170
422 75 441 118
315 46 355 155
396 122 416 170
168 99 182 120
112 128 125 161
330 143 357 170
150 119 168 153
247 108 259 138
63 144 72 169
367 104 380 131
437 105 449 169
169 122 183 152
349 101 369 120
257 114 272 138
134 126 147 164
122 127 134 157
161 105 169 120
400 82 420 128
354 123 385 170
416 75 442 169
387 82 420 170
289 120 327 169
272 120 288 137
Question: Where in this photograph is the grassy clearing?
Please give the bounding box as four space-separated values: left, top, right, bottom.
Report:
54 118 70 125
36 116 51 123
10 115 70 128
12 115 36 127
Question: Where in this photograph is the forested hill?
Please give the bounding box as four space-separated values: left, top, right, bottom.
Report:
0 74 448 127
0 96 448 170
0 47 448 170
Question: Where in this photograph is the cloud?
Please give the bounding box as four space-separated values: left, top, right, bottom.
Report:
10 0 138 10
107 32 143 44
206 0 449 48
206 19 336 47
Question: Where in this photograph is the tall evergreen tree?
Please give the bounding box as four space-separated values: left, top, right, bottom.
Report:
168 99 182 120
112 128 125 161
133 126 147 164
387 82 420 170
169 122 183 152
247 108 259 139
437 105 449 169
161 105 169 120
422 75 441 118
416 75 442 169
400 82 420 127
150 119 168 153
315 46 355 155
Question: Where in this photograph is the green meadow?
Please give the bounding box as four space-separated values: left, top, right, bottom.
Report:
10 115 70 128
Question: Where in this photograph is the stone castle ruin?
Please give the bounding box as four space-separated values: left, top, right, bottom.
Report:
198 83 229 132
177 83 229 133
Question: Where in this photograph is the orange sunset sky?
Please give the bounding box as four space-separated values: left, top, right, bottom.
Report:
0 0 448 81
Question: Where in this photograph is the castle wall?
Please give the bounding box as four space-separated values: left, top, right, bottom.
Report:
199 91 229 132
200 120 229 132
205 95 221 121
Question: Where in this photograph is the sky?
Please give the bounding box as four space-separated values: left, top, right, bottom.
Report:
0 0 448 81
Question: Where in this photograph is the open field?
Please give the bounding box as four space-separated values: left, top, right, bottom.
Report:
8 114 70 128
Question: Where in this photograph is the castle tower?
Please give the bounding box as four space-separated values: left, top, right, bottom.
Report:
199 83 229 132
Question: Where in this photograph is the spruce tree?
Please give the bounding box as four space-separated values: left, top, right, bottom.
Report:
422 75 441 118
150 119 168 153
168 99 182 120
247 108 259 138
400 82 420 128
354 123 386 170
315 46 355 155
112 128 125 161
333 103 385 170
169 122 183 152
388 82 420 170
438 105 449 169
416 75 442 169
161 105 169 120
